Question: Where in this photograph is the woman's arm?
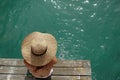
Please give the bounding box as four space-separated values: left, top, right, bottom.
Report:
24 60 36 72
35 56 57 76
24 57 57 77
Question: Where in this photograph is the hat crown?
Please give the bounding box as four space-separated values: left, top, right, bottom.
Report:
31 39 47 56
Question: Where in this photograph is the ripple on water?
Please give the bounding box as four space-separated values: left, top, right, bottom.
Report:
83 0 89 4
90 13 96 18
93 3 97 7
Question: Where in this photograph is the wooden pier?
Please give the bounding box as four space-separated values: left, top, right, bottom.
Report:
0 58 92 80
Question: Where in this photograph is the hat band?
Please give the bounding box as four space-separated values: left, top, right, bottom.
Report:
31 47 47 56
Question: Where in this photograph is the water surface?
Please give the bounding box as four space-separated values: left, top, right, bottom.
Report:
0 0 120 80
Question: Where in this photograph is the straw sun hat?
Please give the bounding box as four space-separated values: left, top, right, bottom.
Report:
21 32 57 66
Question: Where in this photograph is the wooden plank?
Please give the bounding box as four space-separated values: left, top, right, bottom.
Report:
0 58 91 68
0 59 24 66
0 75 25 80
52 76 92 80
54 68 91 76
0 75 91 80
0 66 91 75
55 60 90 68
0 58 92 80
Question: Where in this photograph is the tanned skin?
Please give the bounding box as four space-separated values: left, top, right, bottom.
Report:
24 56 57 78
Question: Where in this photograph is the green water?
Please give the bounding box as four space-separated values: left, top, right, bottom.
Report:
0 0 120 80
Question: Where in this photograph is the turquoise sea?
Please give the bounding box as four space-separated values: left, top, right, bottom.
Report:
0 0 120 80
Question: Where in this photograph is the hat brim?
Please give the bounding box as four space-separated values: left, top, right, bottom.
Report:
21 32 57 66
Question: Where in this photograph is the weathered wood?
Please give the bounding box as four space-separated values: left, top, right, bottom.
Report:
0 66 91 75
0 58 92 80
0 75 91 80
54 68 91 76
0 59 24 66
52 76 91 80
0 58 90 68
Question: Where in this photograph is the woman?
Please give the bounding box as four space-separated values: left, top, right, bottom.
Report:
21 32 57 80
